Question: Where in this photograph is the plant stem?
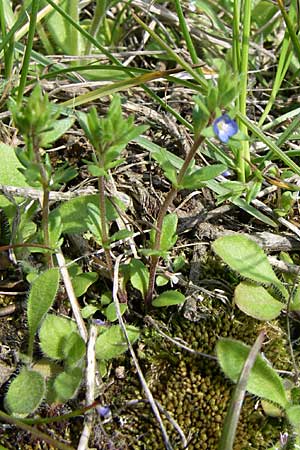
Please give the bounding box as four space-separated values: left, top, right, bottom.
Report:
17 0 40 104
237 0 251 182
84 0 107 55
32 134 52 267
145 133 206 305
66 0 79 57
98 175 113 276
0 409 75 450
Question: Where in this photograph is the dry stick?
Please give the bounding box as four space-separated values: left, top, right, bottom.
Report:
77 324 97 450
112 255 173 450
55 250 88 342
0 184 97 201
146 133 207 304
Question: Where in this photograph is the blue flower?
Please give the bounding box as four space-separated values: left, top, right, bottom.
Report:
213 114 238 143
96 405 112 419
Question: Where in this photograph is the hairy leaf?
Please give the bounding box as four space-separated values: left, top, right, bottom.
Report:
27 268 60 357
212 235 288 299
95 325 139 360
234 282 283 320
5 368 45 417
39 314 77 360
216 338 288 408
152 290 185 307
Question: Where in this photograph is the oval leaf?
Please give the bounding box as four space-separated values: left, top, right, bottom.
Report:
53 367 83 403
72 272 98 297
152 290 185 307
95 325 139 361
62 332 85 367
212 235 288 299
27 268 60 356
234 282 283 320
129 259 149 298
286 405 300 429
5 367 45 417
104 303 127 322
39 314 77 360
216 338 288 408
160 213 178 252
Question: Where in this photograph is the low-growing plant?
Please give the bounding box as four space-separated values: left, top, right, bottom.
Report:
216 335 300 449
212 234 300 320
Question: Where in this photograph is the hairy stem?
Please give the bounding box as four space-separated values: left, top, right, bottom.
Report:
145 133 206 305
98 175 113 276
32 135 52 267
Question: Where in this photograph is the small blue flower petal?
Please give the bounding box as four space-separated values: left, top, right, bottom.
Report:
213 114 238 143
96 405 112 419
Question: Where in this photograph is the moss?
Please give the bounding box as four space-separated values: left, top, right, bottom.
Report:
96 308 290 449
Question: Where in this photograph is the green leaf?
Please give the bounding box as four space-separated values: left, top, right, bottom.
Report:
110 229 134 243
5 367 46 417
291 284 300 312
101 291 112 305
72 272 98 297
286 405 300 430
81 305 99 318
212 235 288 299
149 146 179 185
104 303 127 322
156 275 169 286
40 117 75 147
152 290 185 307
39 314 77 360
234 282 283 320
87 164 106 177
139 248 168 258
180 164 226 189
95 325 140 361
0 143 31 207
27 268 60 357
62 332 85 367
160 213 178 252
48 211 63 248
129 259 149 298
216 338 289 408
49 195 118 234
286 405 300 427
53 367 83 403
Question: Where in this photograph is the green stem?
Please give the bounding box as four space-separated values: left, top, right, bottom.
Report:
145 133 206 305
66 0 79 56
237 0 251 182
17 0 40 104
232 0 241 76
84 0 107 55
98 175 113 276
32 134 52 267
0 410 75 450
174 0 203 78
